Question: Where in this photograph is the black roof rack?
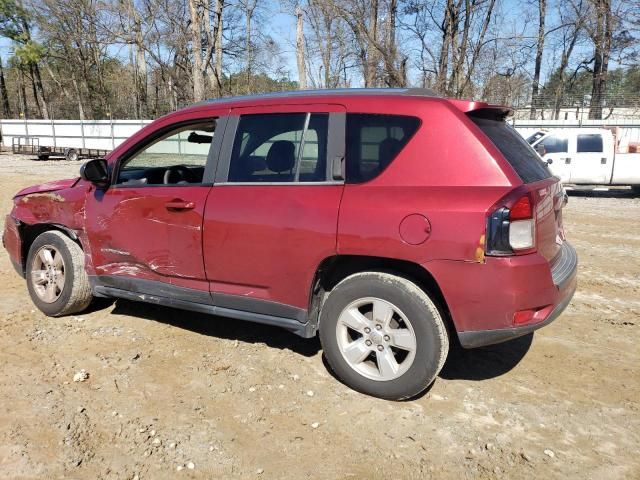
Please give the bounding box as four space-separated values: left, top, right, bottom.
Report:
195 87 441 106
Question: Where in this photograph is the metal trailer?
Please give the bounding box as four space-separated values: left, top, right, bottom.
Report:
11 136 110 161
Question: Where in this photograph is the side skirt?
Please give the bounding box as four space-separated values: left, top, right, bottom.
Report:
90 277 315 338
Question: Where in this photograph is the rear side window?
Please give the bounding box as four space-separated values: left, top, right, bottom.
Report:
540 136 568 154
228 113 329 183
346 114 420 183
470 116 551 183
577 134 603 153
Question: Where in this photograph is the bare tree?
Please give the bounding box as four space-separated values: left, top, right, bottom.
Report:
296 5 307 89
529 0 546 119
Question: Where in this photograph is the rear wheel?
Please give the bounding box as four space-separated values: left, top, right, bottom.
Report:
65 149 79 162
26 231 93 316
319 272 449 400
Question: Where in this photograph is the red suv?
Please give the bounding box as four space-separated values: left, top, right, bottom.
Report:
3 89 577 400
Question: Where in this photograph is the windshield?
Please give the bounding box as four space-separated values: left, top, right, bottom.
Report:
526 131 546 144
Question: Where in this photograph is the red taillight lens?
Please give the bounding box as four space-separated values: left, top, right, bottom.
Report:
509 195 533 220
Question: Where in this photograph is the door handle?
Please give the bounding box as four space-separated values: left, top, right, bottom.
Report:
165 199 195 211
601 157 607 164
565 158 571 164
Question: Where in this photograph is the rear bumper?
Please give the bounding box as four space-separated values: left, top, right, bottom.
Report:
427 241 578 348
457 278 576 348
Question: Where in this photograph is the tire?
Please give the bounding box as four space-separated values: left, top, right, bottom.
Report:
65 149 79 162
319 272 449 400
631 186 640 196
26 230 93 317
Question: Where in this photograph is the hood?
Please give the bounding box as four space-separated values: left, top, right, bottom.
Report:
14 177 80 198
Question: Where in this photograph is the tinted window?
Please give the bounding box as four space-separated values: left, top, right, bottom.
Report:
228 113 329 183
540 136 568 154
526 131 546 144
117 121 215 185
345 114 420 183
577 134 603 153
470 116 551 183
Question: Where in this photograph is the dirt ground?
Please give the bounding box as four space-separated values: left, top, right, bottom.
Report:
0 153 638 480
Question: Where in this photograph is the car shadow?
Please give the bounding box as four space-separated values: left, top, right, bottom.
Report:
439 333 533 381
100 299 532 384
107 299 321 357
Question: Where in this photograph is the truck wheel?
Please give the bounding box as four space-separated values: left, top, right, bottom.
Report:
65 149 79 161
319 272 449 400
631 186 640 196
26 231 93 317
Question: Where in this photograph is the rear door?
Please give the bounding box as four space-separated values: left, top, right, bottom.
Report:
469 114 565 262
569 133 610 184
202 104 346 315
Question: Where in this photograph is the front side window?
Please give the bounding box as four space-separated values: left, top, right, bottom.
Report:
577 134 603 153
540 136 568 154
117 121 215 185
228 113 329 183
345 114 421 183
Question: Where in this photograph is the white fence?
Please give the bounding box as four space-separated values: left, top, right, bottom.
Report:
1 117 639 153
0 119 152 151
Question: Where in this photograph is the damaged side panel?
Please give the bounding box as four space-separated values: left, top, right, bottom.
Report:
7 179 91 274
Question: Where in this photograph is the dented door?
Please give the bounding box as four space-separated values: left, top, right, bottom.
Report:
85 186 209 286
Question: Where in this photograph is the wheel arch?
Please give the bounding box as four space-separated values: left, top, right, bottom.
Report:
308 255 456 338
19 223 83 276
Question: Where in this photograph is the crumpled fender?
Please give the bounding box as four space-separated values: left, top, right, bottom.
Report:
14 177 80 199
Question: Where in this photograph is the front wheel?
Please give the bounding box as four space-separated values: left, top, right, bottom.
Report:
319 272 449 400
26 230 93 316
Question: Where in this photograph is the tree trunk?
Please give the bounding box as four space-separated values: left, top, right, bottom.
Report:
188 0 206 102
530 0 546 120
365 0 378 87
588 0 612 120
18 68 28 119
296 6 307 89
437 0 454 94
213 0 224 98
0 55 11 118
553 30 579 120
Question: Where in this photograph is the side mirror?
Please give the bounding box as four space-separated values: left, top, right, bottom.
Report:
80 158 110 187
534 143 546 156
546 158 554 165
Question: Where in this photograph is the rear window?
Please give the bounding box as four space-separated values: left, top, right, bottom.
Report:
470 116 551 183
346 114 421 183
577 134 603 153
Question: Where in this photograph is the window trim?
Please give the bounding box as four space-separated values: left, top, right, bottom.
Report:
215 111 345 185
111 117 225 189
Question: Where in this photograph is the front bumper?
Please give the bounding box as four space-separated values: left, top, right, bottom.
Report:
3 214 24 276
457 242 578 348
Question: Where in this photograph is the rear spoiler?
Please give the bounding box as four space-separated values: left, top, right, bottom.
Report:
447 99 513 120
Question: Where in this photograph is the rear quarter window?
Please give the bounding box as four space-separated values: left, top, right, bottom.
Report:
346 114 420 183
470 115 552 183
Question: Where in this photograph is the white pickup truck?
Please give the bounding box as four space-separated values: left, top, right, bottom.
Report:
525 128 640 191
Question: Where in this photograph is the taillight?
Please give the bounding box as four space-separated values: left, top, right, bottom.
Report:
486 194 536 256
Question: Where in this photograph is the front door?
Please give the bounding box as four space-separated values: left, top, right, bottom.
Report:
85 117 221 301
536 134 571 183
202 104 346 317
